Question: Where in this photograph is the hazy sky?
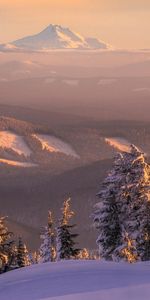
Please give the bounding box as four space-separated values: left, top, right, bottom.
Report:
0 0 150 48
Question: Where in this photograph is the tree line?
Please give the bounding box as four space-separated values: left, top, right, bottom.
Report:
0 198 92 274
1 144 150 273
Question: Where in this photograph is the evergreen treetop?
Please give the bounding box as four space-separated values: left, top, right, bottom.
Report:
39 210 56 263
94 145 150 262
17 237 30 268
57 198 80 260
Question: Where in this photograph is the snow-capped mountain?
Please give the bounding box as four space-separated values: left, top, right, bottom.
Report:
0 25 109 51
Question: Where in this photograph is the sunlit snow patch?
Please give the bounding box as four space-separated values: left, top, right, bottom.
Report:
0 131 31 157
0 158 37 168
44 78 56 84
0 78 8 82
33 134 79 158
98 79 117 86
105 137 131 153
133 87 150 93
62 79 79 86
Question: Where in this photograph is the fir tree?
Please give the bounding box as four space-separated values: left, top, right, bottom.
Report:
77 248 90 260
56 198 80 260
113 228 138 263
0 216 15 273
94 145 150 262
30 251 40 264
123 145 150 261
17 237 30 268
39 211 56 263
94 153 126 260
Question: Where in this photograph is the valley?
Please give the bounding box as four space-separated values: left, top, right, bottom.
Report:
0 106 149 250
0 29 150 253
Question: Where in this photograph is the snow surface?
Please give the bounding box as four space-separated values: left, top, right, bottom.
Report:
105 137 131 153
133 87 150 93
44 78 56 84
0 158 37 168
33 134 79 158
62 79 79 86
98 79 117 86
1 260 150 300
0 131 31 157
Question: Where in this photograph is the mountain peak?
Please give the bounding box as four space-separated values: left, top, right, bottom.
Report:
39 24 69 36
43 24 64 31
0 24 110 52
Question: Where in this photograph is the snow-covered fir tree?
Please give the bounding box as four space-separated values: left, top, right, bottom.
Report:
94 145 150 262
112 146 150 261
94 153 127 260
30 251 40 264
17 237 30 268
39 211 56 263
56 198 80 260
0 216 16 273
77 248 90 260
113 228 138 263
122 145 150 261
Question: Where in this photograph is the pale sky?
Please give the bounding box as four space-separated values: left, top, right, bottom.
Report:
0 0 150 48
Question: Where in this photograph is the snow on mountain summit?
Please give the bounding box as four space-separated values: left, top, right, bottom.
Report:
1 24 110 51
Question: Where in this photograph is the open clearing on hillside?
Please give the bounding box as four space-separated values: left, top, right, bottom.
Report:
105 137 131 153
33 134 79 158
0 131 31 157
0 158 37 168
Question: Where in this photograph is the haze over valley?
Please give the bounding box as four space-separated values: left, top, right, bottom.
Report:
0 23 150 251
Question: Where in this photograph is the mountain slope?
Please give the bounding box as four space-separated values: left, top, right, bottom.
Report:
0 25 109 51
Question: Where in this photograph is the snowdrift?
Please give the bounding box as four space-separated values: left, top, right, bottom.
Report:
1 260 150 300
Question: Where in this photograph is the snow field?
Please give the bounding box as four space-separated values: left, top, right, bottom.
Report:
98 79 117 86
32 134 79 158
0 158 37 168
62 79 79 86
0 131 31 157
1 260 150 300
105 137 132 153
0 131 79 167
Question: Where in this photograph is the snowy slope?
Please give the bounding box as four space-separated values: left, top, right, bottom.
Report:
105 137 132 153
0 25 109 51
33 134 79 158
0 131 31 156
0 158 37 168
1 261 150 300
0 130 79 167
